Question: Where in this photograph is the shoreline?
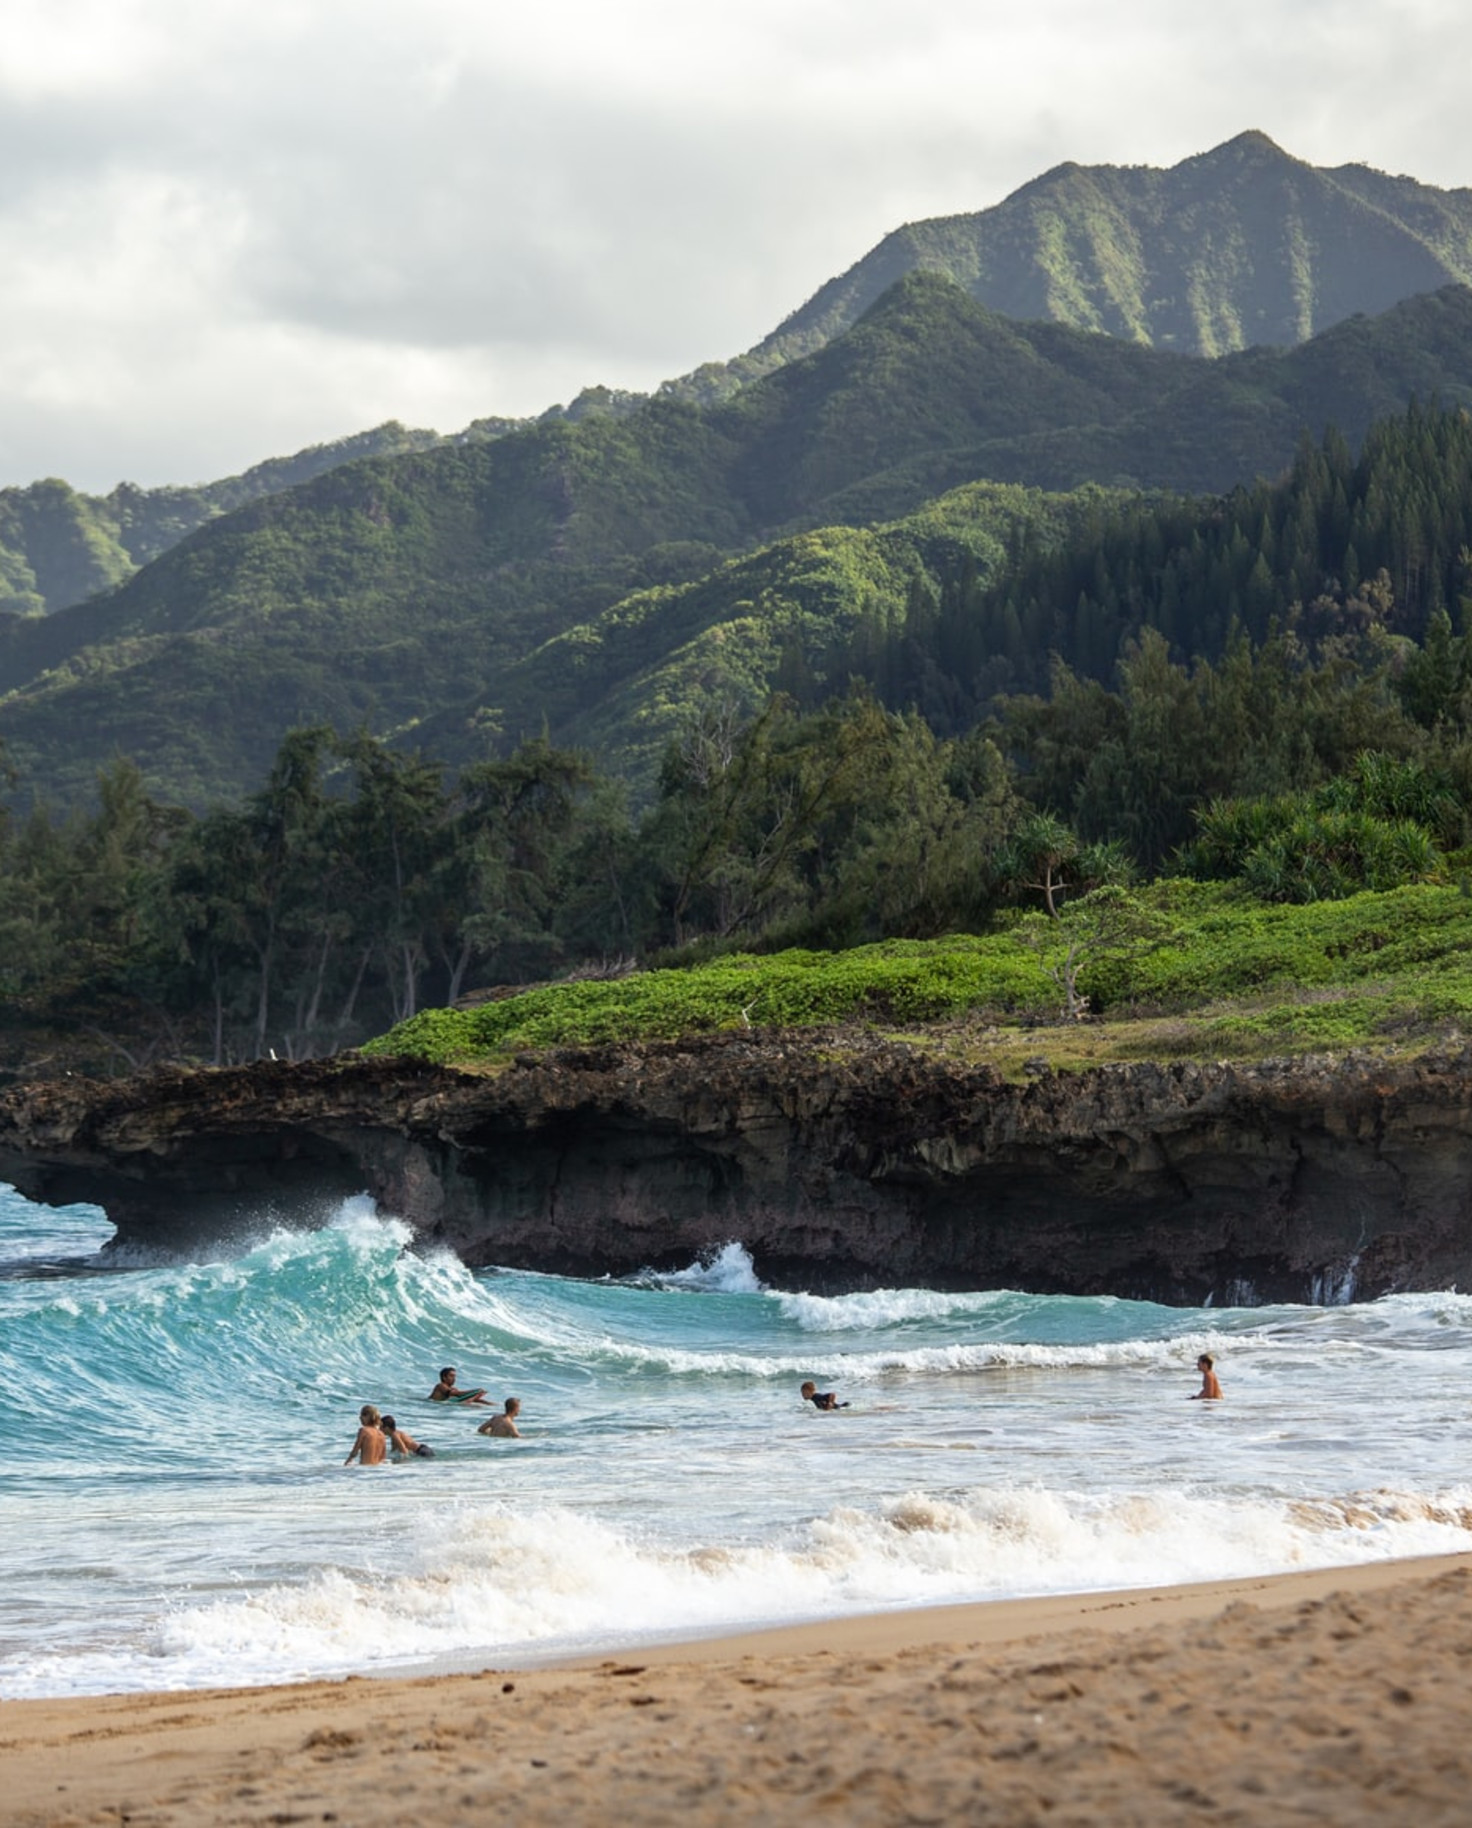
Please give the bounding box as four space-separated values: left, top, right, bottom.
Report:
7 1551 1472 1823
617 1547 1472 1663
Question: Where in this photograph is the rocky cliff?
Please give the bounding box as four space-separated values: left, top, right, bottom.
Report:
2 1034 1471 1304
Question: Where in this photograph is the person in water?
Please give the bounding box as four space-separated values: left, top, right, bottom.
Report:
381 1415 435 1458
477 1397 523 1438
1191 1353 1223 1400
345 1404 388 1465
800 1381 849 1411
428 1367 492 1405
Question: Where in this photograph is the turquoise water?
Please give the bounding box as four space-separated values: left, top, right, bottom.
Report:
4 1181 1472 1697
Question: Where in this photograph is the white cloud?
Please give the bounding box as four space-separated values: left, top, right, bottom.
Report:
0 0 1467 490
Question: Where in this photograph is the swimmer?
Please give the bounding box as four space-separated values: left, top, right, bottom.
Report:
428 1366 492 1405
345 1404 388 1465
1191 1353 1223 1400
800 1380 849 1411
382 1415 435 1458
477 1397 523 1438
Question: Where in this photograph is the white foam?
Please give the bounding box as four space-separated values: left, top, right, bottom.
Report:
775 1286 1024 1331
568 1333 1241 1381
646 1242 766 1295
6 1482 1469 1697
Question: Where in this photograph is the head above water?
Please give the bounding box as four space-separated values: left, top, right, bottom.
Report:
439 1368 456 1384
381 1415 397 1433
800 1382 817 1398
1197 1354 1215 1370
360 1404 381 1426
504 1398 520 1415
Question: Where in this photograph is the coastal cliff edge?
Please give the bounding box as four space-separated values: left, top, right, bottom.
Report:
2 1033 1469 1304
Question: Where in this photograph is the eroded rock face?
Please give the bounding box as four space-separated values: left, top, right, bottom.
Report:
2 1036 1471 1303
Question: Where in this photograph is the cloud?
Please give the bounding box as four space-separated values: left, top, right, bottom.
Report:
0 0 1467 490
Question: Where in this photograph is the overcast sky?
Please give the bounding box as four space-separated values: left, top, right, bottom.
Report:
1 0 1468 492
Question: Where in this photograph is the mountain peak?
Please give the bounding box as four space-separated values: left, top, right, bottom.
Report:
738 134 1472 370
1212 128 1290 159
1172 131 1306 183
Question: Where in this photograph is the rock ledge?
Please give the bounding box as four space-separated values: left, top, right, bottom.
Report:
2 1034 1470 1304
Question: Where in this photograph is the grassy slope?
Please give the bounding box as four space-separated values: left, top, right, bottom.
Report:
0 414 748 803
361 881 1472 1075
421 286 1472 799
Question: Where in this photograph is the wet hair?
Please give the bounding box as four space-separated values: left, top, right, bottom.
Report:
439 1367 456 1382
381 1415 397 1433
360 1404 381 1426
504 1398 520 1414
1197 1354 1215 1369
800 1381 816 1397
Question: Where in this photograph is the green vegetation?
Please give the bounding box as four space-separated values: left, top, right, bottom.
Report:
7 277 1472 810
0 423 447 617
470 482 1106 802
707 131 1472 381
0 478 136 616
363 880 1472 1069
9 386 1472 1075
6 604 1472 1075
6 129 1470 631
6 161 1472 1081
364 939 1043 1060
882 400 1472 712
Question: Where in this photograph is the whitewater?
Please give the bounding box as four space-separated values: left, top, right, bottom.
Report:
4 1181 1471 1700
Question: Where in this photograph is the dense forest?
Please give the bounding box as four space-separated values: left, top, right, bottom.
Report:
5 397 1472 1075
0 423 448 618
840 404 1472 727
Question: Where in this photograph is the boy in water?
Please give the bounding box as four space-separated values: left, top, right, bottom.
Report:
382 1415 435 1458
428 1366 492 1405
477 1397 523 1438
345 1404 388 1465
1191 1353 1223 1400
800 1380 849 1411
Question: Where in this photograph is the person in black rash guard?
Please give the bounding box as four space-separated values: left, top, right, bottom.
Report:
800 1380 849 1411
381 1415 435 1458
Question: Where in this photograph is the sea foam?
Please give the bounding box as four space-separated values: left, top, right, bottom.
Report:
5 1481 1470 1698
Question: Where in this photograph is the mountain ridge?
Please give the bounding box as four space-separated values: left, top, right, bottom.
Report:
4 272 1472 809
3 133 1467 619
677 131 1472 401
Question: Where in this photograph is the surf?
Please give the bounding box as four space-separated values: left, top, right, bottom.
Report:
4 1183 1471 1698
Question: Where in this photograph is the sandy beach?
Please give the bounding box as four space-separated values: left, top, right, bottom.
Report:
5 1554 1471 1826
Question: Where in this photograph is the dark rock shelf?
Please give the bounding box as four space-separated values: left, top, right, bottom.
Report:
3 1034 1471 1305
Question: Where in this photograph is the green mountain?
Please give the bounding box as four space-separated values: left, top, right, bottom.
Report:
4 274 1472 808
423 480 1125 801
0 422 446 617
676 130 1472 402
6 132 1467 623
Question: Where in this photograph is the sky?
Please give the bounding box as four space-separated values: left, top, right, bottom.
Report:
1 0 1468 493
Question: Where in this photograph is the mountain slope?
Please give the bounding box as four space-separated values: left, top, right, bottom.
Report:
0 422 446 618
7 131 1467 620
430 481 1116 799
4 276 1472 808
681 131 1472 403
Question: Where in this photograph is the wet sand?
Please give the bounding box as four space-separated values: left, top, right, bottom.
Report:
5 1554 1472 1825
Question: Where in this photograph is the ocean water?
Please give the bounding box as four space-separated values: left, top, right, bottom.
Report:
4 1181 1472 1699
